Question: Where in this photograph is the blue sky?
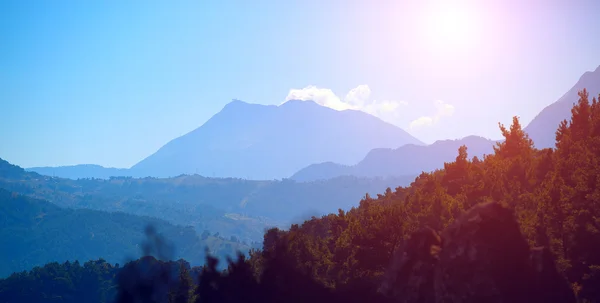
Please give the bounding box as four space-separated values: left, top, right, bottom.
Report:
1 0 599 168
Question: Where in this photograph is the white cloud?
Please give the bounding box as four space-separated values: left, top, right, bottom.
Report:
344 85 372 107
284 86 351 111
363 99 408 116
409 100 455 130
409 116 434 129
283 85 408 122
283 85 455 131
434 99 455 117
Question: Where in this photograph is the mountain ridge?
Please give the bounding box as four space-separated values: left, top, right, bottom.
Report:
524 65 600 148
26 164 130 179
119 99 424 179
291 135 497 181
291 66 600 181
2 157 417 241
26 65 600 181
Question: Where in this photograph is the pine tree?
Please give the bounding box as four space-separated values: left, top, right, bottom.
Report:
194 255 222 303
171 263 192 303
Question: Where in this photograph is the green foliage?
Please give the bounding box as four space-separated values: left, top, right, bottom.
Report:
0 259 119 303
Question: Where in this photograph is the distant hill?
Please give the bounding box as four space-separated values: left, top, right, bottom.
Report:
1 158 273 243
291 136 496 181
129 99 423 180
0 189 248 277
27 164 130 179
2 158 416 242
524 65 600 149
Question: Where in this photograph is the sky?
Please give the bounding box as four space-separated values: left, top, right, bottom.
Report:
1 0 599 168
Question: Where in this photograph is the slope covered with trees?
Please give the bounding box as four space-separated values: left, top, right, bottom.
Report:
243 89 600 301
0 190 248 278
0 165 272 243
0 161 413 242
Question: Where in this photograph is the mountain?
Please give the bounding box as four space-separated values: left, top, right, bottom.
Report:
129 99 423 180
524 65 600 148
27 164 130 179
291 136 496 181
0 188 248 277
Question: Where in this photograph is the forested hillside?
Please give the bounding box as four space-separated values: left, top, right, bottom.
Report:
2 90 599 302
0 161 414 242
246 89 600 301
0 165 271 242
0 190 248 277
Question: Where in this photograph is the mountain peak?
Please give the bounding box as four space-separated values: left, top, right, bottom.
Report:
219 99 276 116
224 99 250 108
131 97 422 179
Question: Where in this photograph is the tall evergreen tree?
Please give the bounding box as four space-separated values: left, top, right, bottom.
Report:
171 263 193 303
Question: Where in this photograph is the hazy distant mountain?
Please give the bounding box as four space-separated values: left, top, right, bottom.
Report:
130 99 423 180
27 164 130 179
525 65 600 149
291 136 496 181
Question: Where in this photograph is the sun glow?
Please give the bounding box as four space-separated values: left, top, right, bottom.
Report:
423 4 480 54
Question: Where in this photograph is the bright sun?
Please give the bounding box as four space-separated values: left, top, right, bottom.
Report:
424 5 478 53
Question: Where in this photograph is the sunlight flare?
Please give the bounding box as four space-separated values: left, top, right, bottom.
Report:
422 2 480 54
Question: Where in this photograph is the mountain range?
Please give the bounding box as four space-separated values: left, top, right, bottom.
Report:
132 99 423 180
28 100 422 180
291 136 497 181
291 65 600 181
2 158 415 241
27 164 129 180
3 65 600 285
26 65 600 182
0 155 419 274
